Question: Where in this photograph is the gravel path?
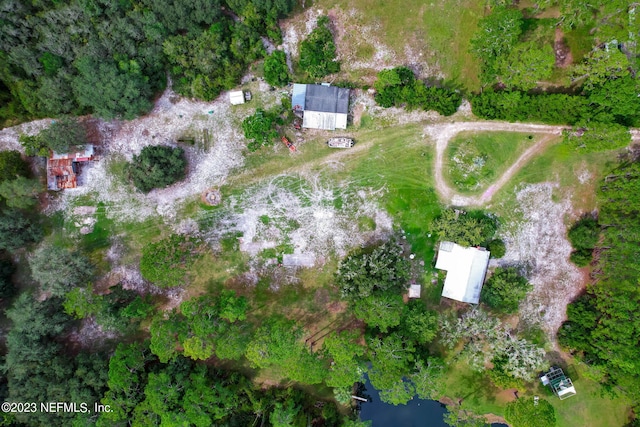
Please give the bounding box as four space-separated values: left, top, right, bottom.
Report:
425 121 566 206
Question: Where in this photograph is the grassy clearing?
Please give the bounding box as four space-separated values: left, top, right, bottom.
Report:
318 0 484 91
443 131 540 196
543 363 632 427
442 359 632 427
489 140 619 217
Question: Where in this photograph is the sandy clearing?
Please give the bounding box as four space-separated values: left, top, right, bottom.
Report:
496 183 583 346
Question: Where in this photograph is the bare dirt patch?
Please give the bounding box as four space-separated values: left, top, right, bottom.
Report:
554 27 573 68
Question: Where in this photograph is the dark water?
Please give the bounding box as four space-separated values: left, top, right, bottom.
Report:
358 376 508 427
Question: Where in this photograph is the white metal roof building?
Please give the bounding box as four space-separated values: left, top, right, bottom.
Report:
229 90 245 105
435 241 490 304
292 83 349 130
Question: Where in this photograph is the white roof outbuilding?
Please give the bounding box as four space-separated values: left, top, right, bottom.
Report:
229 90 245 105
292 83 349 130
435 241 490 304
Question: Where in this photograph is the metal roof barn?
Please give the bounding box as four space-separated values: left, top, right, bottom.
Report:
292 84 349 130
435 241 490 304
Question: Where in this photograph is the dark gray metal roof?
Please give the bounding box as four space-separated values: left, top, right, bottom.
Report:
304 84 349 114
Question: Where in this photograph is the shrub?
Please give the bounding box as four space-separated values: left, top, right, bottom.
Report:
263 50 290 87
242 108 279 151
481 267 532 313
140 234 200 288
567 215 599 267
374 67 461 116
299 16 340 78
128 146 187 193
488 239 506 258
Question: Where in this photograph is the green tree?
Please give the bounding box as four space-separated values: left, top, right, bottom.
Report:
139 234 200 288
572 49 630 89
0 259 15 299
497 42 555 90
400 300 438 344
263 50 290 87
0 176 41 209
72 56 153 120
336 240 410 299
564 122 630 153
505 397 556 427
245 317 302 369
242 108 279 152
481 267 532 313
29 244 93 296
128 145 187 193
299 16 340 78
38 117 87 154
410 358 445 400
431 209 497 247
487 239 506 258
323 331 366 389
587 76 640 126
0 151 29 182
352 292 404 332
0 209 41 251
367 333 415 405
568 216 599 251
444 408 490 427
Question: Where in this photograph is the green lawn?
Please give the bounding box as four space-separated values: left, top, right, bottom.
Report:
441 359 632 427
443 131 540 196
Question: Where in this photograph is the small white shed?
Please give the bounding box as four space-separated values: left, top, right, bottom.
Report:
229 90 245 105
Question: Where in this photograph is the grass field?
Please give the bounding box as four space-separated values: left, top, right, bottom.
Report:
489 140 619 217
442 131 540 195
317 0 485 91
441 359 632 427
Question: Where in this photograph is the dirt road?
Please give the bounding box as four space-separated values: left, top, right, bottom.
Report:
425 122 566 206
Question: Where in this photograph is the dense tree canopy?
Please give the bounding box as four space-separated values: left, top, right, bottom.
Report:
0 208 41 251
29 243 93 296
128 145 187 193
559 155 640 400
0 0 293 120
336 240 410 299
567 215 599 267
481 267 532 314
374 67 462 116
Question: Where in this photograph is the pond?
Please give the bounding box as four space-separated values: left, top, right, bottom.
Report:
358 375 508 427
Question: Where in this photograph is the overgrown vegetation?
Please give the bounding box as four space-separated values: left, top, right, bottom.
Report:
299 16 340 79
139 234 201 288
481 267 532 314
0 0 294 120
128 146 187 193
559 154 640 401
431 208 497 247
567 215 599 267
374 67 462 116
242 108 280 151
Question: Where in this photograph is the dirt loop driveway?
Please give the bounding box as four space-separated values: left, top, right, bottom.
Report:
425 122 566 206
